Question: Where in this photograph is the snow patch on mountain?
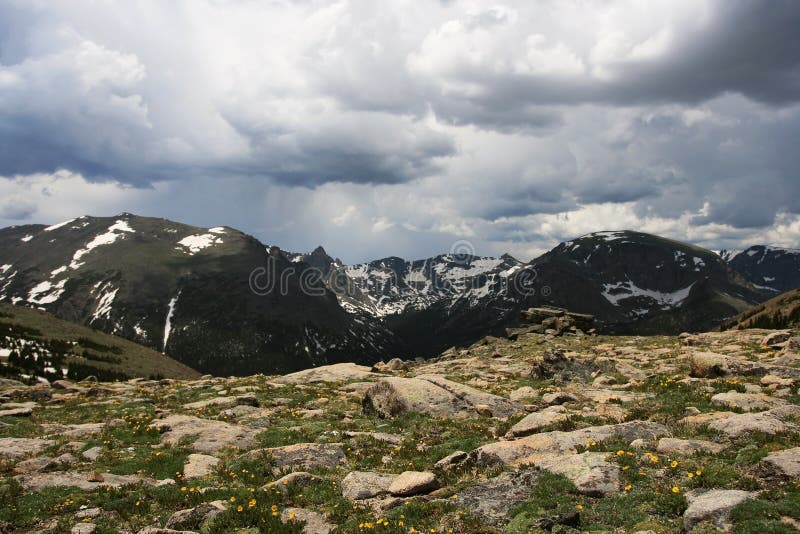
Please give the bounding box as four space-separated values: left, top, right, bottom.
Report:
44 218 77 232
176 232 224 254
91 283 118 323
20 234 33 242
0 264 11 274
602 279 695 308
50 266 67 277
27 279 68 305
163 293 180 351
70 219 136 269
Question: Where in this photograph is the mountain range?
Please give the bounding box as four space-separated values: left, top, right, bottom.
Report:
1 213 798 375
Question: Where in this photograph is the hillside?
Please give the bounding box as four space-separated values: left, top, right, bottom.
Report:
0 303 199 381
1 327 798 533
721 288 800 331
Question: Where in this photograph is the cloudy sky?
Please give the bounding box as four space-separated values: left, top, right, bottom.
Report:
1 0 799 263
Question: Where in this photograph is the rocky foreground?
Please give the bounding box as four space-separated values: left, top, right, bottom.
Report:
1 329 799 533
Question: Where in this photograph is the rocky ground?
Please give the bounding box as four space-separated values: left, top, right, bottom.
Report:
1 328 799 533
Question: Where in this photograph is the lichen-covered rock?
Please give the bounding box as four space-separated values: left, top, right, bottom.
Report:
149 415 258 453
538 452 620 496
341 471 397 500
761 447 800 478
241 443 347 472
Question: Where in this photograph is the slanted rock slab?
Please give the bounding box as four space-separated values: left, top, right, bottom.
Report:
761 447 800 478
506 405 569 437
455 470 541 526
711 391 786 412
0 437 54 459
387 471 439 496
473 420 669 466
683 489 756 531
274 363 379 384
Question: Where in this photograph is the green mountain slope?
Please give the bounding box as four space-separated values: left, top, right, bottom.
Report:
0 302 200 381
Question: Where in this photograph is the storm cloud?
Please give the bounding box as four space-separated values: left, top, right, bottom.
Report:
1 0 799 262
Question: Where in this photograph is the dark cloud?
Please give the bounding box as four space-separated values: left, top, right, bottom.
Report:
1 0 800 261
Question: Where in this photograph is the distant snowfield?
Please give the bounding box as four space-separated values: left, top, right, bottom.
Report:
602 279 696 308
176 228 225 254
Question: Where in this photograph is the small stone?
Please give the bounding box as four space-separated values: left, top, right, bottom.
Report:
474 404 493 417
82 446 103 461
270 471 323 492
71 524 96 534
74 508 102 520
434 450 468 471
542 392 579 405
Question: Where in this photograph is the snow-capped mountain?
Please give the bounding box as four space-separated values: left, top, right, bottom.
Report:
0 214 398 375
728 245 800 293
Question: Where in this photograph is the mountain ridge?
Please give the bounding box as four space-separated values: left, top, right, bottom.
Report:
2 214 799 374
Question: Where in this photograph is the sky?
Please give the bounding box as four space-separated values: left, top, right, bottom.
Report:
1 0 799 264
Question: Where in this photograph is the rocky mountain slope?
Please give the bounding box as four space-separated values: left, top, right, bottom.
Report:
522 231 769 334
728 246 800 293
279 248 526 356
0 302 199 382
0 214 397 376
1 327 799 533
